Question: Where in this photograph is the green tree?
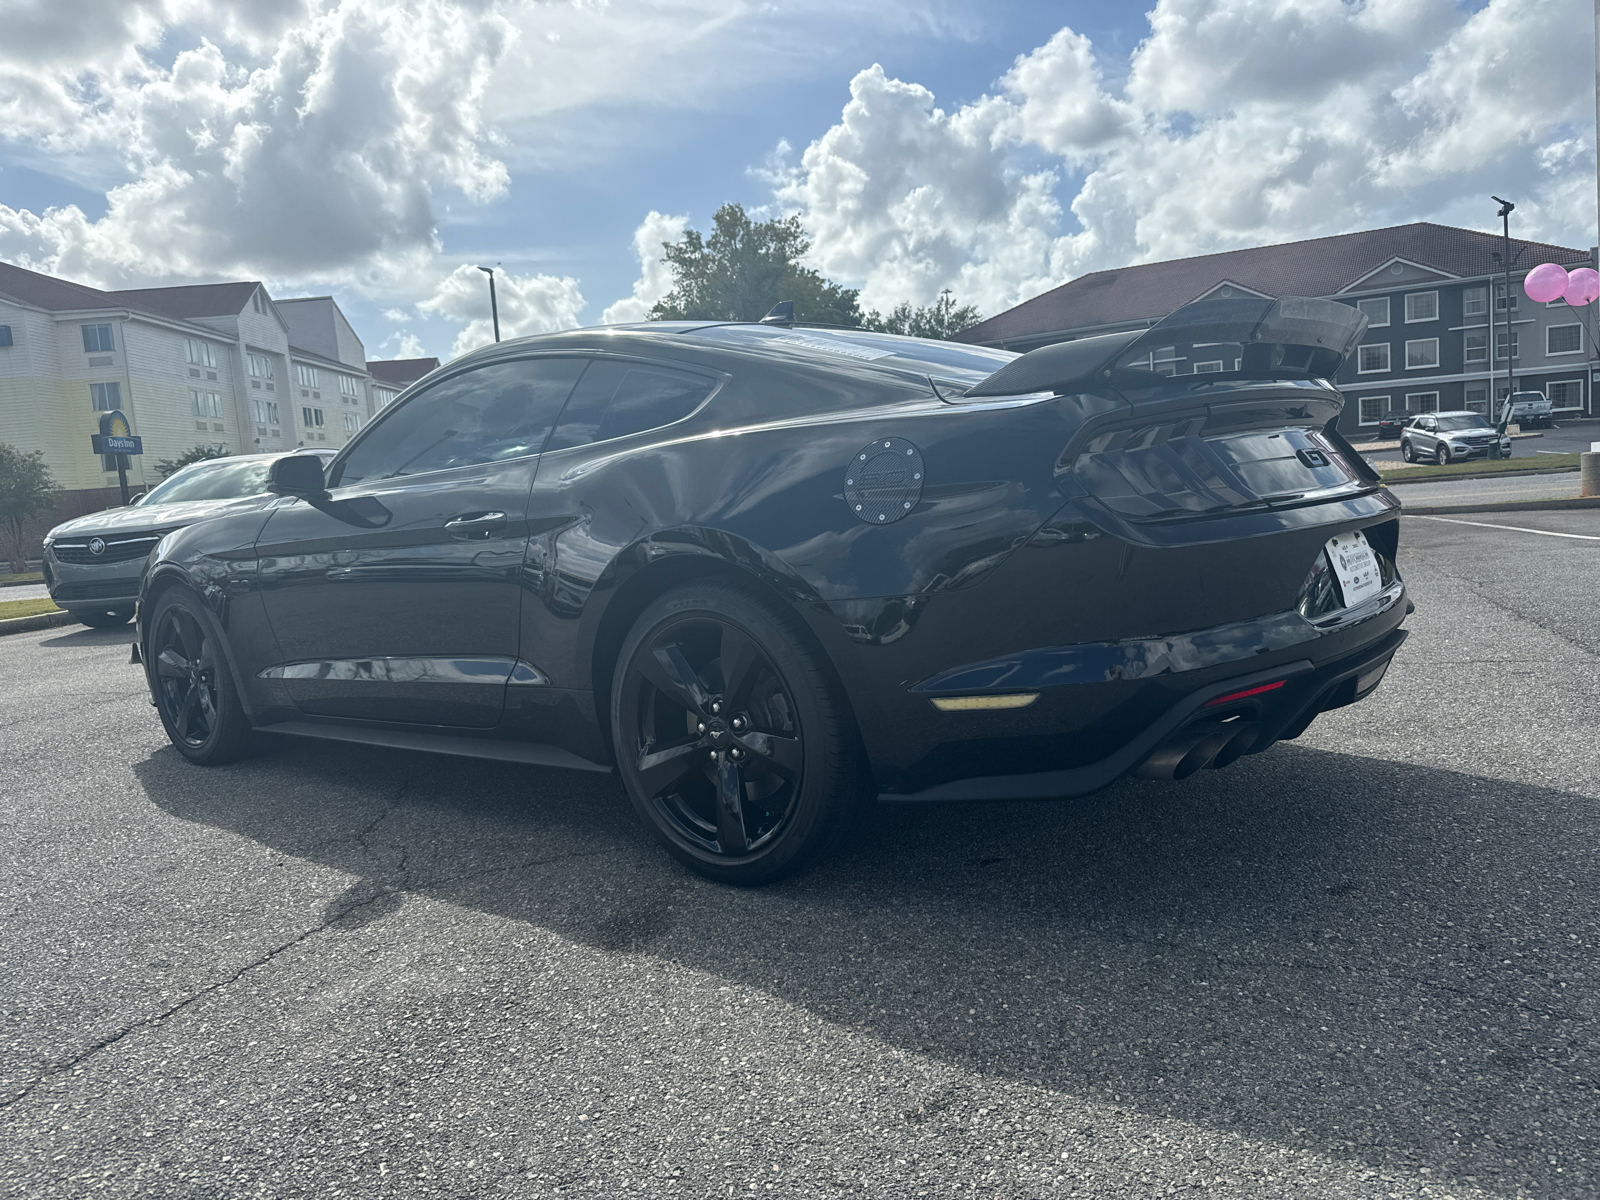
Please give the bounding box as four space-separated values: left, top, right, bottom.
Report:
861 290 983 340
650 203 863 326
0 443 60 574
154 445 231 480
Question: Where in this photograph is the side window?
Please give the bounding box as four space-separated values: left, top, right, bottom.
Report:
334 357 587 485
545 360 716 453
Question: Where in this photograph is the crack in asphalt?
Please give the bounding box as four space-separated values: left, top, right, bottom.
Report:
0 843 622 1113
1413 557 1600 663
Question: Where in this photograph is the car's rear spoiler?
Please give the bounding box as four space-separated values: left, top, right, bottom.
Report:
964 295 1368 397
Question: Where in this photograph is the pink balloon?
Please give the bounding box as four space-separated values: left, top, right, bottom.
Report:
1564 266 1599 306
1523 261 1569 304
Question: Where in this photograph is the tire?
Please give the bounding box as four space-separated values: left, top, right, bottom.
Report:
611 581 865 885
147 586 254 765
1435 444 1450 467
1400 440 1413 464
74 606 133 628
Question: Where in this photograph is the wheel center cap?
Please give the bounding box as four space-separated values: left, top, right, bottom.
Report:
706 718 731 747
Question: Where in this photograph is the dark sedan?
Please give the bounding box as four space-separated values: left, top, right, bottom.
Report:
136 295 1410 884
1376 409 1411 439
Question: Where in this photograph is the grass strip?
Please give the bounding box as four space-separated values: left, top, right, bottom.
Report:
1379 453 1581 483
0 597 63 621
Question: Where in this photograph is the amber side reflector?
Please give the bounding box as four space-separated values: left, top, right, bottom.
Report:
930 692 1040 712
1205 680 1286 707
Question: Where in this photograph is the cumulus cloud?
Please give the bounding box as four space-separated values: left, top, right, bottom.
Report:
601 211 690 325
419 264 585 358
774 0 1598 317
0 0 512 289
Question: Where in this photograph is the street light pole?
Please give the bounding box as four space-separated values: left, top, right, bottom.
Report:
478 266 500 342
1493 196 1516 419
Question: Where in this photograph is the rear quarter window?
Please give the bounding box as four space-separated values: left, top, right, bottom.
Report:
545 360 716 452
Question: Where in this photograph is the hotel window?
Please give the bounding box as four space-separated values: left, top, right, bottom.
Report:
1495 330 1518 361
89 381 121 411
1548 380 1583 409
191 390 222 419
1404 391 1439 414
1404 291 1438 322
247 352 273 378
296 364 319 389
1462 286 1488 317
1358 396 1389 426
0 325 12 347
343 411 360 432
1358 343 1390 373
1193 360 1223 373
338 374 359 397
1494 281 1517 311
1356 298 1390 327
1547 324 1582 355
81 324 114 353
1151 346 1180 377
302 406 324 428
1405 338 1439 369
374 388 397 409
250 398 280 424
1463 330 1488 363
1464 383 1489 415
184 338 216 368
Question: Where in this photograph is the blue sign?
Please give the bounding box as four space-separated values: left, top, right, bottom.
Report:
90 408 143 456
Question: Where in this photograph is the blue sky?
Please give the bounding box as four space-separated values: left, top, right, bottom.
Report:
0 0 1589 362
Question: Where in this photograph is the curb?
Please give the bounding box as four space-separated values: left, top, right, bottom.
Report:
0 609 74 636
1382 466 1579 487
1402 497 1600 516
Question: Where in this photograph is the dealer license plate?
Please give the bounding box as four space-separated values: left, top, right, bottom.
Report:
1325 530 1382 608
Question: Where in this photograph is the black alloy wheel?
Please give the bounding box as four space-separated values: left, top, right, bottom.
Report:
76 606 133 628
1435 444 1450 467
612 583 862 885
149 587 253 765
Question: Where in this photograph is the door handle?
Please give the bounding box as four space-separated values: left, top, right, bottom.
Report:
444 511 508 540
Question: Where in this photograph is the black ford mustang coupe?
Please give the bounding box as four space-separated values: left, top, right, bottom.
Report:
137 296 1408 883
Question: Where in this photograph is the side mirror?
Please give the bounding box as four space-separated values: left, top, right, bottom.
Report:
267 454 327 497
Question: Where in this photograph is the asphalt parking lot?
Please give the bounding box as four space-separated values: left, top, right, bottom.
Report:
3 512 1598 1199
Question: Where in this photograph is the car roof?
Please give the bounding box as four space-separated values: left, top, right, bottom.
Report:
444 322 1019 391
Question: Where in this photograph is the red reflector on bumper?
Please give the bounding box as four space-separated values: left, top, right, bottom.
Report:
1205 680 1287 707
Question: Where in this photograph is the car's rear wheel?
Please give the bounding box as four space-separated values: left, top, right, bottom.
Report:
611 582 864 885
74 606 133 628
149 587 253 765
1435 444 1450 466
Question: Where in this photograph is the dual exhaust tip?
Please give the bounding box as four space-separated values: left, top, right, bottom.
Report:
1134 720 1260 781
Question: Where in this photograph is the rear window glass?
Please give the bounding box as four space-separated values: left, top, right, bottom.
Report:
682 324 1013 385
545 360 716 452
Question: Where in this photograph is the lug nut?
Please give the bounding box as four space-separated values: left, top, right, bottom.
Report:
732 717 745 730
711 701 721 714
731 748 743 760
697 723 706 733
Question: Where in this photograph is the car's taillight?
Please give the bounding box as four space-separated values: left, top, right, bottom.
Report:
1205 680 1287 707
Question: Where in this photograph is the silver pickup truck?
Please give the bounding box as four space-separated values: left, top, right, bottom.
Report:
1503 390 1554 430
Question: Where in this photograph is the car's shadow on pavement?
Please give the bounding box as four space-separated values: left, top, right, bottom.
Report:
37 625 137 648
133 739 1595 1195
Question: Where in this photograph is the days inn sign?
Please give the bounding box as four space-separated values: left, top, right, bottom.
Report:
89 409 143 456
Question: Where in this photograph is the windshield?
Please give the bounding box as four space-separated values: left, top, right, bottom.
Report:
1436 414 1490 432
139 458 274 504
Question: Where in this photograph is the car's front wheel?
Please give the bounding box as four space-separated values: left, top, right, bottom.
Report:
1400 440 1413 463
611 582 864 885
1435 444 1450 466
148 586 254 765
74 606 133 628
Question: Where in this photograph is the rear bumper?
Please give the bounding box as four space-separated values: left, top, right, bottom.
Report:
877 602 1409 803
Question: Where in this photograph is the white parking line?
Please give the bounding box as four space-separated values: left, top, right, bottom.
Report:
1408 515 1600 541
